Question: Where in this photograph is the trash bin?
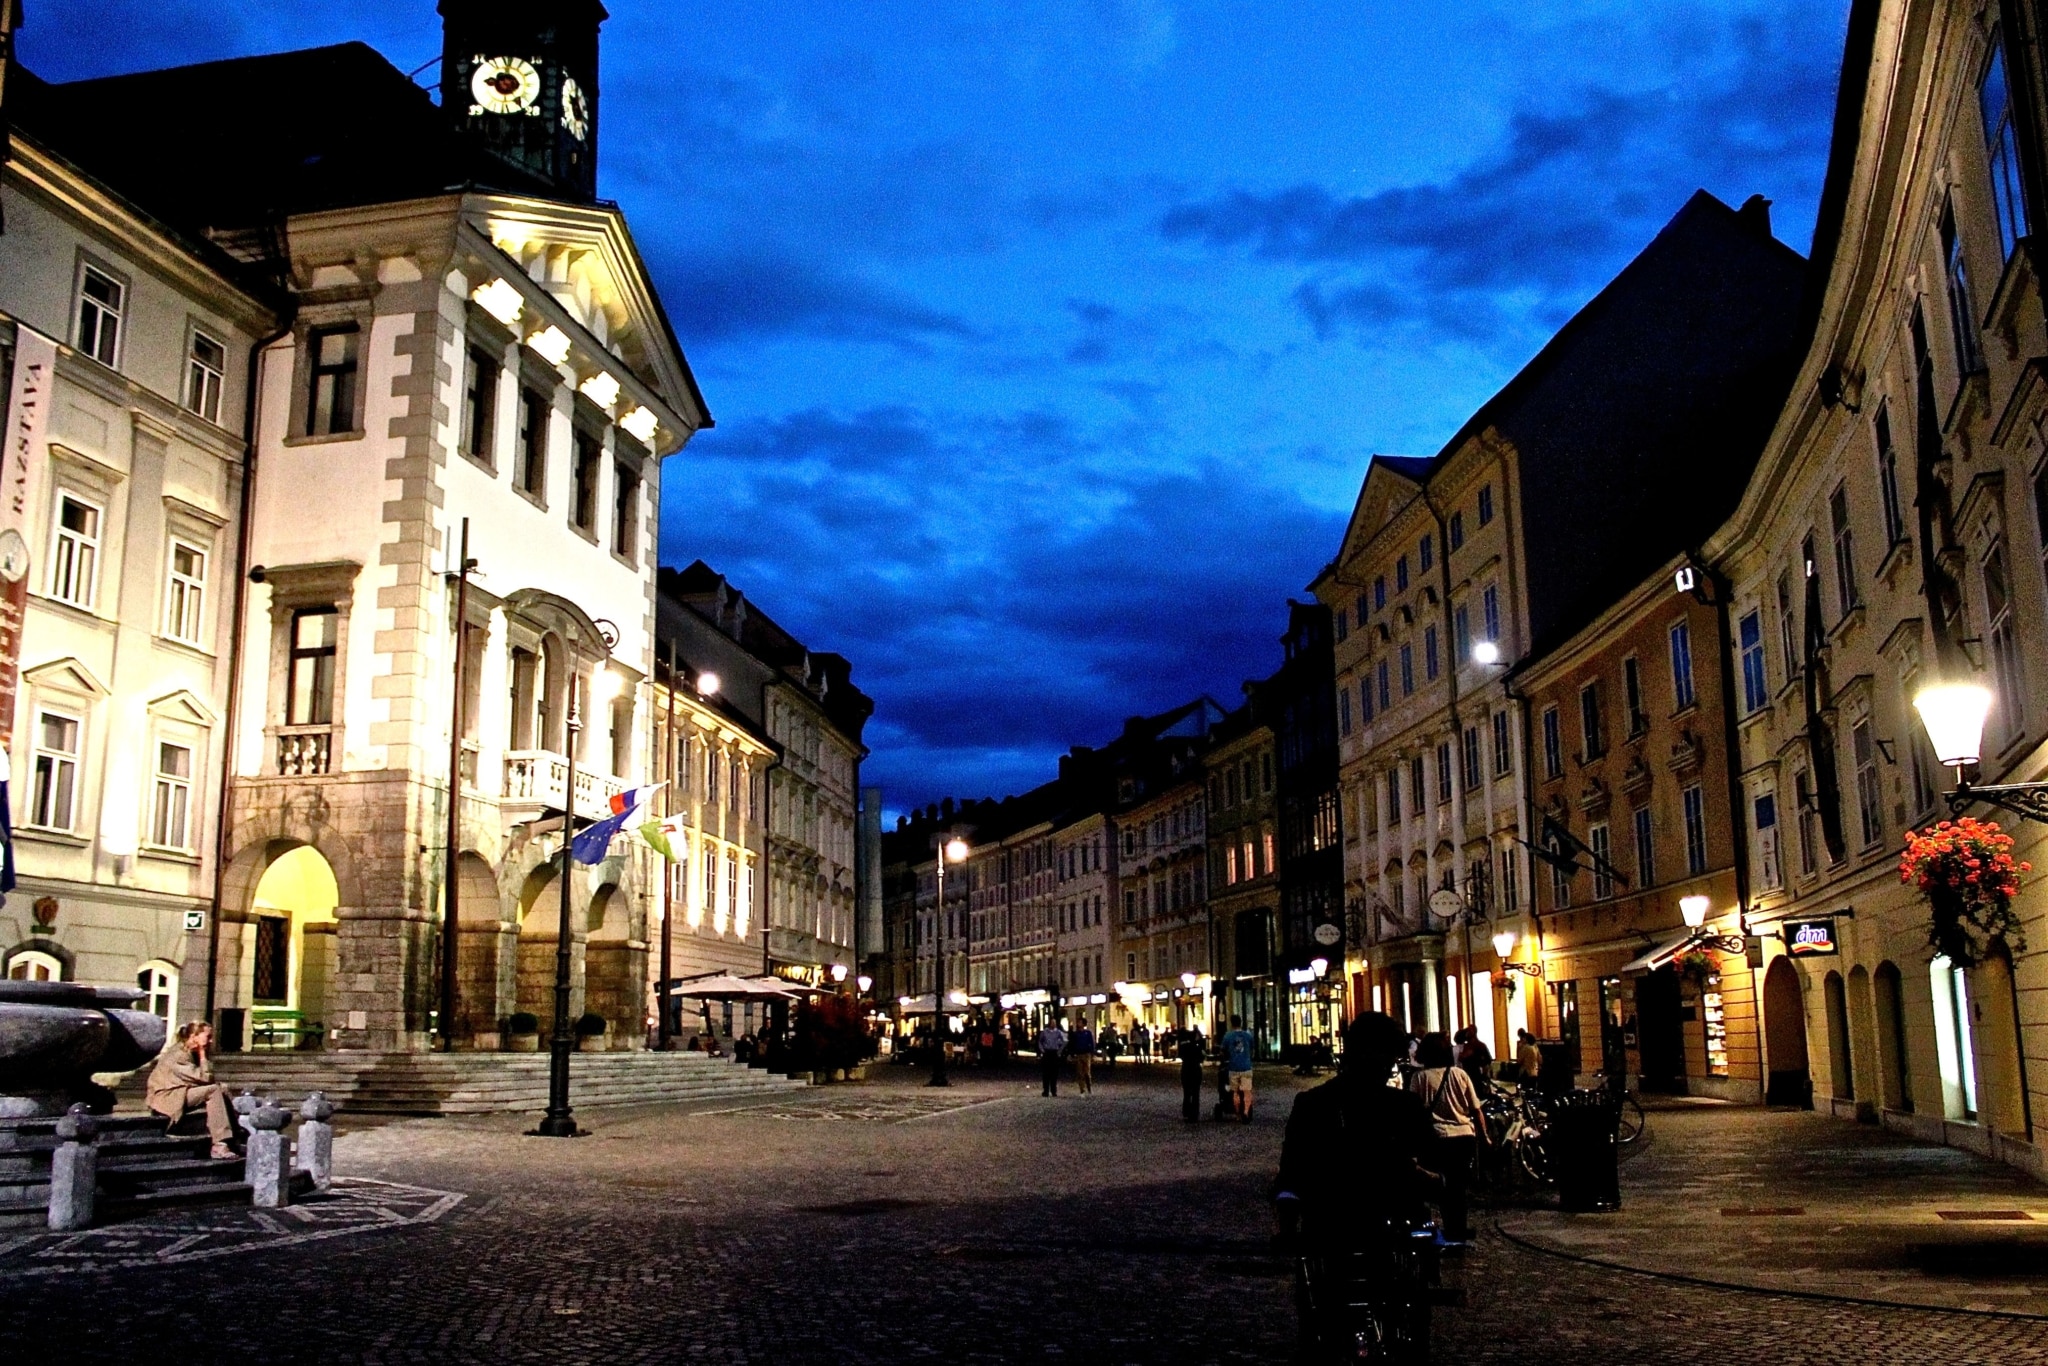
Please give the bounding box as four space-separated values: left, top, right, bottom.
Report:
1550 1087 1621 1213
215 1007 246 1053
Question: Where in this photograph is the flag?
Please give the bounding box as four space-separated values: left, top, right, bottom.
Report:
639 819 680 863
570 784 664 865
0 746 14 905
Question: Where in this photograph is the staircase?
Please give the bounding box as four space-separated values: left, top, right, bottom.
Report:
0 1114 254 1230
198 1050 811 1117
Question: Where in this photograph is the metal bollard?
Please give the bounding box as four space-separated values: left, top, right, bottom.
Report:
296 1092 335 1192
246 1098 292 1208
47 1104 99 1232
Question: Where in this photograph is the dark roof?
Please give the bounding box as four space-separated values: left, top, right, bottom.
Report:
1368 455 1434 484
10 45 555 245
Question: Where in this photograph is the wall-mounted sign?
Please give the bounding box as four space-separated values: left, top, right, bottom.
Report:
183 909 207 932
1784 918 1838 957
1312 922 1342 946
1287 966 1320 986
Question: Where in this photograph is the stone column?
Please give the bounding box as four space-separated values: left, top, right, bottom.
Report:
296 1092 335 1192
46 1105 97 1232
1420 947 1443 1032
246 1099 292 1208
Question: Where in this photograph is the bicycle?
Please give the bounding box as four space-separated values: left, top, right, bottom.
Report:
1590 1073 1648 1145
1294 1215 1447 1363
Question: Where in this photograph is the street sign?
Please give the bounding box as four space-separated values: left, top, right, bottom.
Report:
1784 918 1838 956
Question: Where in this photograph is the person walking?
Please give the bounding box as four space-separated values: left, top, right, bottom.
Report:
1177 1028 1206 1121
1037 1019 1068 1097
1455 1025 1494 1090
1134 1022 1152 1063
1407 1031 1487 1244
1069 1021 1096 1094
1220 1015 1257 1121
1514 1027 1542 1084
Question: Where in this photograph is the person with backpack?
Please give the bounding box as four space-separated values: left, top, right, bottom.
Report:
1068 1021 1097 1094
1177 1028 1207 1121
1221 1015 1258 1121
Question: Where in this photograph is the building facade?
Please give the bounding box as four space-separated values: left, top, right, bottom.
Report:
1203 699 1281 1056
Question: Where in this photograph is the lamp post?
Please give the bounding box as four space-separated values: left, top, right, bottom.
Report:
1913 681 2048 824
536 621 621 1138
930 834 969 1087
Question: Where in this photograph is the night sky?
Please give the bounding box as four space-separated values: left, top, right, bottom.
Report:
21 1 1852 819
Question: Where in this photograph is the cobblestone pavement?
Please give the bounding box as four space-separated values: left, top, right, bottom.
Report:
3 1063 2045 1363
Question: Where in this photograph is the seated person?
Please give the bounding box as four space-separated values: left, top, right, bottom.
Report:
146 1022 237 1160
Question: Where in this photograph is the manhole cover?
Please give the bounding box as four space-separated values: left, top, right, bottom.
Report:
797 1198 927 1216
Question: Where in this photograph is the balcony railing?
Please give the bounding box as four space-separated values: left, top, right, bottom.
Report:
276 727 335 776
503 750 627 820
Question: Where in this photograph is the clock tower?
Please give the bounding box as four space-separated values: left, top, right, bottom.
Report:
440 0 606 201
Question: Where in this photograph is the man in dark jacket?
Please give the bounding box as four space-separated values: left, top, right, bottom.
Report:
1275 1012 1436 1242
1177 1029 1206 1121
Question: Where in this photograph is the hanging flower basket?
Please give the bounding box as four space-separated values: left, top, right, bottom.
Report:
1675 949 1716 985
1899 817 2030 969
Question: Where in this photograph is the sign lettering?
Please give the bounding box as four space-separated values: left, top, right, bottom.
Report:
1784 918 1838 957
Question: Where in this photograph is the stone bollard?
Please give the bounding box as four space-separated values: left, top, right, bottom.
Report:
245 1098 292 1208
47 1103 99 1232
296 1092 335 1192
232 1088 261 1137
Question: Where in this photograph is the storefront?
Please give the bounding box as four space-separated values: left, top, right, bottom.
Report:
1285 961 1344 1061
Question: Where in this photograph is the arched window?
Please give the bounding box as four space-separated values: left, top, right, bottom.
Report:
6 949 63 981
137 962 179 1019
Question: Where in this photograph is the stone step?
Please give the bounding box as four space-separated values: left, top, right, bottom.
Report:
98 1157 245 1191
98 1179 255 1221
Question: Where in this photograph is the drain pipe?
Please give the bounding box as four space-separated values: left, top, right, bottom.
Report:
203 315 294 1029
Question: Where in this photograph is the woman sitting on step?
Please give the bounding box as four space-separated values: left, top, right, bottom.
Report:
146 1022 237 1160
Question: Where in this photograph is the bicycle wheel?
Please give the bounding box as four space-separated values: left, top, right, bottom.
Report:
1516 1132 1553 1185
1617 1095 1646 1144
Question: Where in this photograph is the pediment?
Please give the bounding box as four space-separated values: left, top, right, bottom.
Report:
1334 456 1431 573
147 688 217 726
23 657 109 699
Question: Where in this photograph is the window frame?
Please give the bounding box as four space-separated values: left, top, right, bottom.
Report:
148 737 197 852
29 707 84 832
162 538 208 647
75 260 126 369
286 606 340 727
304 323 363 438
1830 483 1861 616
1738 609 1768 713
185 326 227 424
1541 705 1562 780
1682 783 1709 876
460 343 500 467
47 490 104 612
570 428 603 534
1981 31 2031 262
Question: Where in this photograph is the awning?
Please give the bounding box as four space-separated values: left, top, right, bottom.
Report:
1620 931 1699 975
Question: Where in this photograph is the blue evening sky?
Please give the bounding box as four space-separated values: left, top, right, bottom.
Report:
22 1 1853 818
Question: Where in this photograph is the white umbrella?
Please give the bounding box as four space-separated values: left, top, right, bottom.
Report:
669 974 797 1000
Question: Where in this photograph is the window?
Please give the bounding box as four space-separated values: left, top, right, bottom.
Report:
1395 556 1409 592
1852 719 1882 848
164 541 207 646
461 346 498 463
1355 591 1370 626
136 964 177 1020
1360 675 1375 723
612 464 639 558
1669 621 1696 710
305 325 360 436
1551 853 1572 909
30 711 81 830
1623 656 1646 737
1682 783 1708 876
1492 711 1512 776
1942 200 1984 377
1453 603 1470 664
48 493 102 609
1482 583 1500 645
1830 484 1860 615
150 741 194 850
1904 671 1938 814
1874 403 1903 548
1982 32 2030 261
1374 576 1386 611
1448 510 1464 550
1376 661 1391 712
1386 769 1401 824
1423 625 1439 681
1399 644 1414 696
1633 805 1655 889
1590 823 1612 899
1436 742 1452 805
1419 534 1433 572
517 387 550 496
571 431 601 531
1462 726 1481 791
1499 846 1519 913
1477 485 1494 526
1794 768 1818 876
1753 793 1782 892
1733 610 1766 713
1409 756 1426 813
8 950 61 981
186 330 226 423
287 608 339 726
76 265 123 367
1579 682 1604 760
1985 535 2024 744
1777 571 1799 683
1337 684 1352 737
1333 607 1349 643
1541 706 1562 779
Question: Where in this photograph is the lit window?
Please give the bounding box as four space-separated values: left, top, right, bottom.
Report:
1739 610 1767 713
150 741 194 850
164 540 207 645
186 331 226 423
48 493 101 609
76 265 123 367
31 711 81 830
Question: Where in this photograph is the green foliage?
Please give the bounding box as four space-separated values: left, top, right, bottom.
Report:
507 1012 540 1034
575 1012 609 1037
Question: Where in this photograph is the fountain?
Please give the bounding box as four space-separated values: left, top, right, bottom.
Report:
0 979 168 1117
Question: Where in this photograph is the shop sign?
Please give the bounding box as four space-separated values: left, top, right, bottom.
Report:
1783 919 1838 957
1287 966 1320 986
1312 922 1342 947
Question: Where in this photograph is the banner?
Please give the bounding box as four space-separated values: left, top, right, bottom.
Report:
0 325 53 749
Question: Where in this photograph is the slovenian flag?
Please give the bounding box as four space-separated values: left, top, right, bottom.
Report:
570 783 663 865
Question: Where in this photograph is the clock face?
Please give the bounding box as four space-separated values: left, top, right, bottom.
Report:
470 56 542 116
562 76 592 141
0 529 27 583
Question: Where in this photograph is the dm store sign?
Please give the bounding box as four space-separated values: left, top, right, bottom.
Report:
1783 919 1839 957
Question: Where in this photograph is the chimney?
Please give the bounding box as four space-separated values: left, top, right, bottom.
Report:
1737 194 1773 240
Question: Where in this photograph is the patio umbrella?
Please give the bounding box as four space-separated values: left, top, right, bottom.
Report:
669 975 798 1048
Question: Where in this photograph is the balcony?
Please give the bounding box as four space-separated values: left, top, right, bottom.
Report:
503 750 627 821
276 727 334 776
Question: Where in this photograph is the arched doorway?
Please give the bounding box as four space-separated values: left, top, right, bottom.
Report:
248 844 339 1049
451 852 511 1045
1873 961 1912 1112
516 862 580 1032
1763 956 1810 1107
582 882 641 1048
1823 970 1854 1104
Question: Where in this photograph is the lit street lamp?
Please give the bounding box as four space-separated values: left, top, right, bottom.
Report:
536 622 621 1139
930 834 969 1087
1680 894 1711 928
1914 680 2048 824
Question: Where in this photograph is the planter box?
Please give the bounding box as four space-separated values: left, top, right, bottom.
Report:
578 1035 609 1053
846 1065 868 1082
507 1033 541 1053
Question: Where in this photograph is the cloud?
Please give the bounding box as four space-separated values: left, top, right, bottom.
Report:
658 252 977 350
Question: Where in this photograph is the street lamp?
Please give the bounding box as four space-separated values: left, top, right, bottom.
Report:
536 623 620 1139
930 834 970 1087
1471 640 1501 666
1491 929 1515 959
830 963 849 984
1680 895 1711 929
857 974 873 994
1913 680 2048 823
696 671 721 697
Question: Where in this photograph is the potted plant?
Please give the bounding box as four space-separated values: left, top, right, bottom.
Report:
575 1012 610 1052
506 1012 541 1052
793 993 871 1082
1675 949 1716 987
1901 817 2030 968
